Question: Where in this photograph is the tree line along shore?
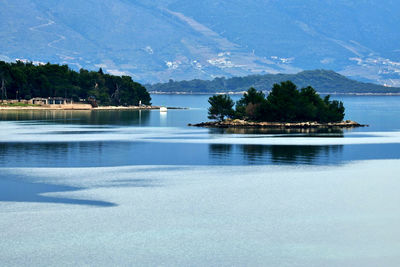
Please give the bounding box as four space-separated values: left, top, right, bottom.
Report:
147 69 400 94
0 61 151 107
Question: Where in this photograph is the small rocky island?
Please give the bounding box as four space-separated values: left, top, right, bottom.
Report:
189 81 367 129
189 119 367 129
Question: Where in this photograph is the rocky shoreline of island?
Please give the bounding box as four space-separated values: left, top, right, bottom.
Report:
189 119 368 129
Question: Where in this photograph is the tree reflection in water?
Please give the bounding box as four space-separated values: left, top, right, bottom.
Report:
210 143 343 165
0 109 151 125
209 144 234 161
208 127 345 137
208 127 345 164
243 145 343 164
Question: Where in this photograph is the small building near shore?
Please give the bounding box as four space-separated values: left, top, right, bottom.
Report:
30 97 71 105
48 97 69 105
30 98 48 105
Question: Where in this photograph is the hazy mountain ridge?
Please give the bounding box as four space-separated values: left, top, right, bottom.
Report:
1 0 399 86
146 70 400 94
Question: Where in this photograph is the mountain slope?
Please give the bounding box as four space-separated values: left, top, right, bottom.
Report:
1 0 399 86
147 70 400 94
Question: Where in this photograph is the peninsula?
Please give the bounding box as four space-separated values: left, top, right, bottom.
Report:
190 81 367 129
0 61 151 108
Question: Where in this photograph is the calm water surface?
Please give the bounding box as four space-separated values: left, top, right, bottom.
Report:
0 95 400 167
1 95 400 266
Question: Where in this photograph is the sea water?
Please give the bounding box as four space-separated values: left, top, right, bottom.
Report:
0 95 400 266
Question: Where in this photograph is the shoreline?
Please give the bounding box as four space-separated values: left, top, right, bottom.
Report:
0 105 186 111
189 119 368 129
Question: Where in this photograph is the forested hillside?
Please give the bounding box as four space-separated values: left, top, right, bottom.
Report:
147 70 400 94
0 61 151 105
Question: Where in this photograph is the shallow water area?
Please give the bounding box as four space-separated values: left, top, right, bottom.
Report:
1 95 400 266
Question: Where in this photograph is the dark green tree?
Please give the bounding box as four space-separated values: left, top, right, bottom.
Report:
320 96 345 122
208 95 235 121
235 87 267 120
297 86 323 121
265 81 300 122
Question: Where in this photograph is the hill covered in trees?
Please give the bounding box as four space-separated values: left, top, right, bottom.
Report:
0 61 151 106
147 70 400 94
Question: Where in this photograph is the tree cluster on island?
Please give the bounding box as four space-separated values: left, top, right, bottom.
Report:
208 81 345 123
0 61 151 106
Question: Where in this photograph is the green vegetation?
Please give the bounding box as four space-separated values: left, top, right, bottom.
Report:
208 81 345 123
147 70 400 94
0 61 151 106
208 95 235 121
0 102 40 107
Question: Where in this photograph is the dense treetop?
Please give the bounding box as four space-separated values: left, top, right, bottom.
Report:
208 95 235 121
208 81 345 123
0 61 151 106
148 70 400 94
